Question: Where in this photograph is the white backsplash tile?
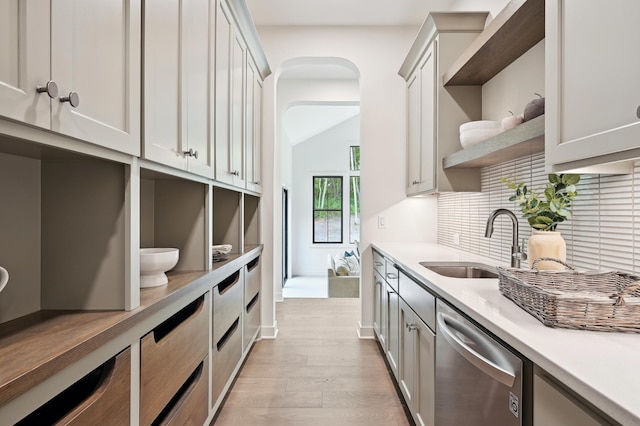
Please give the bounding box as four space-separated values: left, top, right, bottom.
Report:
438 154 640 274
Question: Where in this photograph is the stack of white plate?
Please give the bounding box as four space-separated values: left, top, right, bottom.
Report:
212 244 232 262
459 120 503 148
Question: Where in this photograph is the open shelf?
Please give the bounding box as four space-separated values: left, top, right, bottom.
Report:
443 0 544 86
0 141 129 327
443 114 544 169
140 169 208 273
243 194 260 250
212 186 241 257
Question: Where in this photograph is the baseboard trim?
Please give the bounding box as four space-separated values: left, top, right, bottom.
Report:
357 322 375 339
260 321 278 339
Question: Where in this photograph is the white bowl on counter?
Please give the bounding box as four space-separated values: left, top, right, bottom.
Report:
140 248 179 288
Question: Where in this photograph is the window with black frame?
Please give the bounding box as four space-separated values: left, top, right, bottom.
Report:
313 176 342 243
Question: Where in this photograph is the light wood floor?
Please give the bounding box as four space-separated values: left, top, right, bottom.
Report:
213 298 411 425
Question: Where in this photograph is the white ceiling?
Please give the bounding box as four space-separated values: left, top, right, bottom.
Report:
284 104 360 145
246 0 455 26
248 0 455 145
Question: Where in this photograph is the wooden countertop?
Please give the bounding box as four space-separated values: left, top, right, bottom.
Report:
0 246 262 407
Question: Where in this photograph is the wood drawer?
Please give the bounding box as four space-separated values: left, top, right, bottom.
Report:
140 293 209 425
213 269 243 341
155 356 209 426
243 291 261 351
373 250 385 277
212 315 242 406
17 348 131 425
244 255 261 302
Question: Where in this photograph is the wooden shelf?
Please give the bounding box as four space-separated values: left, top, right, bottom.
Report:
443 0 544 86
443 114 544 169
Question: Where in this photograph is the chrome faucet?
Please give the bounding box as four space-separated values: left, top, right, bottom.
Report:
484 208 527 268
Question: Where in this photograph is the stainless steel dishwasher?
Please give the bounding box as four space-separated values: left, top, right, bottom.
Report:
435 300 530 426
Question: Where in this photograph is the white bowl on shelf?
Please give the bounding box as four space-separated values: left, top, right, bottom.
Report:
459 120 502 133
140 248 179 288
460 127 503 149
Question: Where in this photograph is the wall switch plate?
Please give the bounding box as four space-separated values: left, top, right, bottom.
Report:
378 215 386 229
453 233 461 245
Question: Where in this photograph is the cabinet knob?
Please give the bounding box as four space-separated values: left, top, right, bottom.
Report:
230 170 240 176
251 181 260 185
60 91 80 108
183 148 199 159
406 323 417 332
36 81 59 99
412 180 420 185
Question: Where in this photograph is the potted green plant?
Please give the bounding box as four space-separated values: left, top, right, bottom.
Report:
501 173 580 269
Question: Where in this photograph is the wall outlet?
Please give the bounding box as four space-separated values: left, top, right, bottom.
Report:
378 215 387 229
453 233 461 245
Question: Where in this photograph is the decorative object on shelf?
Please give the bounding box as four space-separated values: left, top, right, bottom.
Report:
498 258 640 332
140 248 179 288
212 244 232 262
523 93 544 121
0 266 8 294
502 173 580 269
459 120 503 148
501 111 524 130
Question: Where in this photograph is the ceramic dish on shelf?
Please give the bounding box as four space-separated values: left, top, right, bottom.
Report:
459 120 502 133
460 127 503 148
140 248 179 288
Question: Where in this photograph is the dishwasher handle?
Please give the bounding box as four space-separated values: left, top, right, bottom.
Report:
437 312 516 388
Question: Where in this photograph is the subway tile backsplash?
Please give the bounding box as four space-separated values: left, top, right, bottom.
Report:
437 152 640 274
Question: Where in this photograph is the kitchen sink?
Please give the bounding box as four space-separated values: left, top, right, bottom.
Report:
420 261 498 279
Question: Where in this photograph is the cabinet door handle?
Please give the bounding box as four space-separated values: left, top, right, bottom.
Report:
374 261 383 267
406 322 417 332
36 81 59 99
412 180 420 185
251 181 260 185
230 170 240 176
183 148 199 159
60 91 80 108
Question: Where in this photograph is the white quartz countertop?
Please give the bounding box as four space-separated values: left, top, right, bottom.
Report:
372 242 640 426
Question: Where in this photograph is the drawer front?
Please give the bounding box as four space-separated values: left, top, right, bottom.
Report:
399 271 435 332
18 348 131 426
243 291 261 351
212 315 242 406
140 294 210 425
213 269 244 341
245 255 261 302
385 259 399 292
159 356 209 426
373 250 385 277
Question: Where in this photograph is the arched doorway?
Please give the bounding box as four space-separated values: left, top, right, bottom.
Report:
276 57 361 299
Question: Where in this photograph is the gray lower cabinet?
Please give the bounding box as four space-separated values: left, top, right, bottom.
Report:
399 272 436 426
373 269 386 348
386 282 400 379
533 370 613 426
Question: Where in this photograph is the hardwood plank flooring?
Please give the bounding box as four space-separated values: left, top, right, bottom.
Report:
213 298 411 425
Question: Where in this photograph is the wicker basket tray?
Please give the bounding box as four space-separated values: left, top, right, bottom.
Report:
497 258 640 332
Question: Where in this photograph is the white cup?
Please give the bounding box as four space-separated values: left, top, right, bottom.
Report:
0 266 8 293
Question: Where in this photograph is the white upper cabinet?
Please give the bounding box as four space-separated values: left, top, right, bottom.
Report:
215 0 269 190
143 0 214 177
546 0 640 171
214 0 248 188
0 0 141 156
246 56 263 193
0 2 50 129
399 13 486 195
